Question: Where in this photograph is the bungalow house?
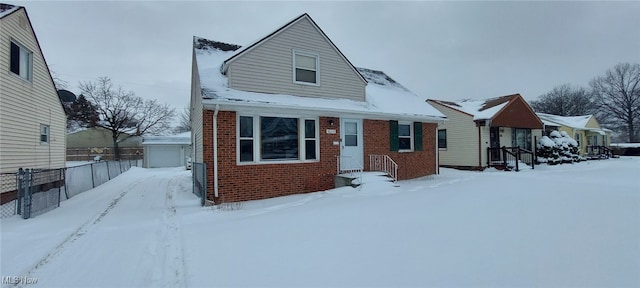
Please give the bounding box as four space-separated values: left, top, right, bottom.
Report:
536 113 612 157
0 3 66 174
190 13 446 204
427 94 544 170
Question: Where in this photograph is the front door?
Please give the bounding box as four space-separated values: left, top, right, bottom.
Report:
340 119 363 171
490 127 501 161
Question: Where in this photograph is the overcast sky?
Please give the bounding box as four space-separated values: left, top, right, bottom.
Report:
17 1 640 112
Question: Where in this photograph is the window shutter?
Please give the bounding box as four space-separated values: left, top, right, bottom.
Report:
390 120 399 152
414 122 423 151
10 42 20 74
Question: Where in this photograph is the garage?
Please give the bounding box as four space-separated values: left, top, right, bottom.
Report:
142 133 191 168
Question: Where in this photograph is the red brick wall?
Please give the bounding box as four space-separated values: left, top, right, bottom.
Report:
204 111 340 203
363 120 437 180
202 113 437 203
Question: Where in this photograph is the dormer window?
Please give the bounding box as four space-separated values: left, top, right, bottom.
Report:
293 50 319 85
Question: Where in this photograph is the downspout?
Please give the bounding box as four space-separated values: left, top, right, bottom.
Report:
478 124 482 168
213 104 219 198
435 124 439 175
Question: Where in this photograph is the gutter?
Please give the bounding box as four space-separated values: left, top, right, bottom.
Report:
203 101 448 123
213 104 219 198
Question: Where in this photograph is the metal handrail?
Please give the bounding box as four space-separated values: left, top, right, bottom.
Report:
369 154 398 182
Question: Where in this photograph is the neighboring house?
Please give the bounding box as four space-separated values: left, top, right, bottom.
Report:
191 13 446 204
142 132 191 168
66 127 142 161
428 94 544 170
536 113 612 156
0 4 66 174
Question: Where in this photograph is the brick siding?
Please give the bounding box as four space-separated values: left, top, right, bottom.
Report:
202 112 437 203
363 119 437 180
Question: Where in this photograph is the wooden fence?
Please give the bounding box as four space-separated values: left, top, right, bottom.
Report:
66 147 143 161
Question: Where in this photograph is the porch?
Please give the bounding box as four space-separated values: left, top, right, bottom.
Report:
336 154 398 187
487 147 536 171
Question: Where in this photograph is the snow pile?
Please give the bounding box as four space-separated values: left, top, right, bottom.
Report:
537 131 581 164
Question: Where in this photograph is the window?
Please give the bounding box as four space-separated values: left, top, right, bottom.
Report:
575 133 581 148
40 124 49 143
512 128 532 151
398 122 413 151
261 117 299 160
304 119 317 160
10 41 32 81
390 121 422 152
238 115 318 163
239 116 254 162
293 51 318 85
438 129 447 149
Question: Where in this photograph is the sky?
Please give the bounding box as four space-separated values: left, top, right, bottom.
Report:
14 1 640 113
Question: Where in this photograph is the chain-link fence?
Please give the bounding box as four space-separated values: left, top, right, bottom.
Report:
0 159 143 219
192 162 207 206
1 173 18 218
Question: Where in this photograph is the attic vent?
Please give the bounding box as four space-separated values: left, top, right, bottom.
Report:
19 15 28 30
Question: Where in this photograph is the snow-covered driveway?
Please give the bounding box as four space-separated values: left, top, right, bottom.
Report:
2 159 639 287
1 167 194 288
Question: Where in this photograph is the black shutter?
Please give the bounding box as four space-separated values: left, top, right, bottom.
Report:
414 122 423 151
390 120 399 152
10 42 20 74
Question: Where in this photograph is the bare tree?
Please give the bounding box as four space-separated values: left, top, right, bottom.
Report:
530 84 596 116
590 63 640 143
50 70 69 90
173 108 191 133
80 77 176 159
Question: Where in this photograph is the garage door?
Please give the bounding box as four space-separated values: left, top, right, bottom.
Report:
147 145 182 168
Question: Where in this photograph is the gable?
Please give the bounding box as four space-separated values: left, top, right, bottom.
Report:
224 15 366 101
585 116 601 129
491 96 543 129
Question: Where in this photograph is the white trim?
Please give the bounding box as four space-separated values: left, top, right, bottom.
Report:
292 49 320 86
236 113 320 165
213 104 219 197
40 124 49 144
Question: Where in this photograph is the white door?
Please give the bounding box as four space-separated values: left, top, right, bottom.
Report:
340 119 363 171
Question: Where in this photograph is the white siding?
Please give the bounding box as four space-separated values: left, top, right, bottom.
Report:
0 9 66 173
432 102 480 167
190 50 204 163
227 17 366 101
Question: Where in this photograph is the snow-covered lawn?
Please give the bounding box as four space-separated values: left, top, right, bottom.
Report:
1 158 639 287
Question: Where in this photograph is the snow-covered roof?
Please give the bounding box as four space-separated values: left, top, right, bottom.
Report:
194 36 446 121
142 133 191 145
428 94 521 121
536 113 593 129
0 3 20 19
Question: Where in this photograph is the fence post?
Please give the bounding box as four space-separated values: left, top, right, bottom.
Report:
501 147 507 168
106 161 111 180
17 168 23 215
91 163 96 188
515 147 520 172
58 168 63 207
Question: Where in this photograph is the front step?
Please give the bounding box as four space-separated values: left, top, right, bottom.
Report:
335 172 394 188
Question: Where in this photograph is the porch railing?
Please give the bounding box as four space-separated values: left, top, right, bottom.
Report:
369 154 398 182
336 156 363 182
487 147 535 171
586 145 612 159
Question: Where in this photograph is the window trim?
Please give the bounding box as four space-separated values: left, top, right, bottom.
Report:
236 114 320 165
9 39 33 82
40 124 49 144
292 49 320 86
438 129 447 150
398 121 413 152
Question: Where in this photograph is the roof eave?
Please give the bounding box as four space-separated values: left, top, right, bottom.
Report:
203 99 446 123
